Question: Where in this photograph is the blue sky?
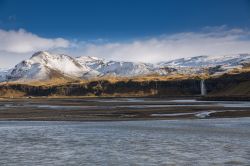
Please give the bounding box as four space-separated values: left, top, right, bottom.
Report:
1 0 250 39
1 0 250 67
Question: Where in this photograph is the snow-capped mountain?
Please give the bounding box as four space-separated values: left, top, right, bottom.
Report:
2 51 156 82
6 51 92 81
96 61 155 77
157 54 250 75
76 56 155 76
1 51 250 82
158 54 250 68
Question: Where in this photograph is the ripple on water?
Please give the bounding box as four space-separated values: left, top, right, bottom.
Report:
0 118 249 165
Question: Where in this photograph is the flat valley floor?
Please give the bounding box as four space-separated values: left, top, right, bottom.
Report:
0 97 250 121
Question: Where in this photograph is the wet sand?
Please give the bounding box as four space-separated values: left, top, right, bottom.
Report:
0 97 250 121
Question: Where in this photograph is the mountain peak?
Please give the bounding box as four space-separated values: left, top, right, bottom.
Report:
31 51 50 58
5 51 92 81
76 56 103 62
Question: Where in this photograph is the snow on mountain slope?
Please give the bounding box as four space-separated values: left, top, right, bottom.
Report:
0 68 11 82
76 56 155 77
158 54 250 68
7 51 92 81
157 53 250 75
76 56 105 70
97 61 155 76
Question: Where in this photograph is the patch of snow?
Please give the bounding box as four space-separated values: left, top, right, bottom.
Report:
195 111 217 118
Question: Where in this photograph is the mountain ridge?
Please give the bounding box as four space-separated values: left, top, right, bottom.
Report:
1 51 250 82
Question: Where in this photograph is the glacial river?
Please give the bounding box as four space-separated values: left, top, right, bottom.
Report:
0 118 249 166
1 98 250 119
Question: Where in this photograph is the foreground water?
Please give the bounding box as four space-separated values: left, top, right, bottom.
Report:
0 118 250 166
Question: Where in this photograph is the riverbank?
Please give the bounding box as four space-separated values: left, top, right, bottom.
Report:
0 98 250 121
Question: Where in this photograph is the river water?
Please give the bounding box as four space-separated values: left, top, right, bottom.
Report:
0 118 249 166
1 99 250 119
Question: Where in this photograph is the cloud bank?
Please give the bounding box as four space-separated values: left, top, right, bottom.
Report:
80 27 250 63
0 29 70 53
1 26 250 68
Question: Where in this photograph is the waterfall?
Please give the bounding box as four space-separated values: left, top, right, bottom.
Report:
200 79 207 96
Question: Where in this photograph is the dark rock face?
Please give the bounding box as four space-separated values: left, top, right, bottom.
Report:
207 65 225 75
205 72 250 93
1 72 249 97
0 79 201 97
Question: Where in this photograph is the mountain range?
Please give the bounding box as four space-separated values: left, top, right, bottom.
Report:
1 51 250 82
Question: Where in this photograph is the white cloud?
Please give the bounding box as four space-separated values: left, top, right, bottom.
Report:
0 29 70 53
1 26 250 68
75 26 250 63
